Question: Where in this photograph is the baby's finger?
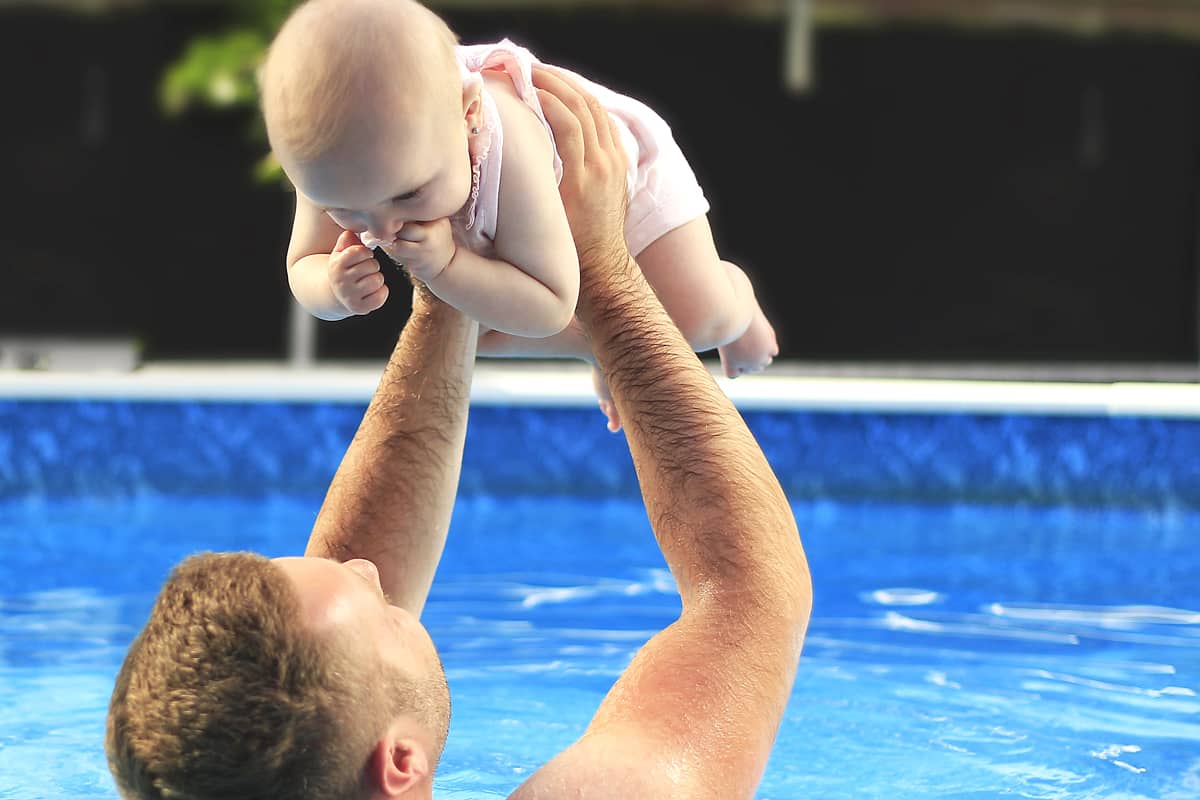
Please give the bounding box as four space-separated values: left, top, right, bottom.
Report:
360 283 389 312
393 221 426 244
337 257 383 281
347 281 389 315
329 237 374 261
353 268 386 295
330 242 376 269
332 229 363 253
382 239 424 264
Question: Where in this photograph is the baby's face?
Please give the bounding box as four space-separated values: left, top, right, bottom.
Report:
290 99 473 245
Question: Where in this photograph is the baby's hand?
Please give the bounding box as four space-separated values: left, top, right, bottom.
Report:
380 219 456 283
328 230 389 315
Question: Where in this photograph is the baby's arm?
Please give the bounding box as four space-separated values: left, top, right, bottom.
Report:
396 78 580 339
286 193 387 321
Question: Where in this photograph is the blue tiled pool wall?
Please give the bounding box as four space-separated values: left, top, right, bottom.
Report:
1 400 1198 508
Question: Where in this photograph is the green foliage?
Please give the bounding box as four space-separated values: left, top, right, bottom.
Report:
229 0 302 32
158 0 302 184
160 29 268 115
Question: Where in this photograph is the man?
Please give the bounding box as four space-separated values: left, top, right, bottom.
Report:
106 69 812 800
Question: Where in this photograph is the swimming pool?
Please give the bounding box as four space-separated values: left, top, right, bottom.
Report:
1 367 1198 798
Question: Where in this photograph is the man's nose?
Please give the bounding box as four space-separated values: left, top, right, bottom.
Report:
343 558 382 591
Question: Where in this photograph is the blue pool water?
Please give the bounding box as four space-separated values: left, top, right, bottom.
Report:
1 401 1199 798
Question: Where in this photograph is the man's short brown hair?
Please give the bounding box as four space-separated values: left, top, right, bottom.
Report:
105 552 401 800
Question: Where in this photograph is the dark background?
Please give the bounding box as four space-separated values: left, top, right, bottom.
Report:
3 3 1198 364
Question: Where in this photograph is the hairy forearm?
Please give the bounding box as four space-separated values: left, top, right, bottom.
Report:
426 247 574 338
289 254 352 321
305 287 478 616
576 253 810 616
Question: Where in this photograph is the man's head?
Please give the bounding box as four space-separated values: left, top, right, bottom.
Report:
106 552 450 800
259 0 482 245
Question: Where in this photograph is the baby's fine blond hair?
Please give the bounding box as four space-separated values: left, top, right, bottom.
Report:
260 0 461 164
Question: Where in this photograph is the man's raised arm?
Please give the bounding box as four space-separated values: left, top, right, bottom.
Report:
304 285 478 616
515 69 813 799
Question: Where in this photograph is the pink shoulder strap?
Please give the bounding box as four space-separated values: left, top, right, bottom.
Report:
456 39 564 182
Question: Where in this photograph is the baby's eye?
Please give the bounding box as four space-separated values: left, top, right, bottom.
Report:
393 189 421 203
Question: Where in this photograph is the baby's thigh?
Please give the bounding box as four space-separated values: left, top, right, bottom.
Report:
635 216 733 320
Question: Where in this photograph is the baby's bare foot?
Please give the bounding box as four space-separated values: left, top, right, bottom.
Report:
591 364 622 432
718 307 778 378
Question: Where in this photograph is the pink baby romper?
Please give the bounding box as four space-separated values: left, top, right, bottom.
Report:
453 39 711 258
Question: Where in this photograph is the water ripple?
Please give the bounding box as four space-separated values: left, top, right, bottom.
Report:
987 602 1200 628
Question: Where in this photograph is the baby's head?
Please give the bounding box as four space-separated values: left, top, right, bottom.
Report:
261 0 481 242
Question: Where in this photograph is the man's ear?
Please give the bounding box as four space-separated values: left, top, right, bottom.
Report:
367 734 430 797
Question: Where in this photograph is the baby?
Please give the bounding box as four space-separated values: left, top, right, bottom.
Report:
261 0 778 431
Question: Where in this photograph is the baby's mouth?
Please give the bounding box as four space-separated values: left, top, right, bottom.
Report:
359 231 398 249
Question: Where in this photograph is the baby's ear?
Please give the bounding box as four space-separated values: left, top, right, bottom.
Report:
461 76 483 128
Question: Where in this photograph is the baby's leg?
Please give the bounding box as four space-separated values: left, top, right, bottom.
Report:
477 322 591 361
636 216 778 378
478 324 624 433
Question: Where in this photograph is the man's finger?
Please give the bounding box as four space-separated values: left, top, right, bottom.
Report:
544 67 615 155
604 114 622 162
533 66 599 161
536 87 585 172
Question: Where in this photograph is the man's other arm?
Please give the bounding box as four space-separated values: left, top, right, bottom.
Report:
304 286 478 616
513 68 813 800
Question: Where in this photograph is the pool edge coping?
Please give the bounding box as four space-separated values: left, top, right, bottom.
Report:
2 363 1200 418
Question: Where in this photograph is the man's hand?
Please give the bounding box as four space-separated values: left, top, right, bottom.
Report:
328 229 389 315
380 218 457 284
531 66 628 272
